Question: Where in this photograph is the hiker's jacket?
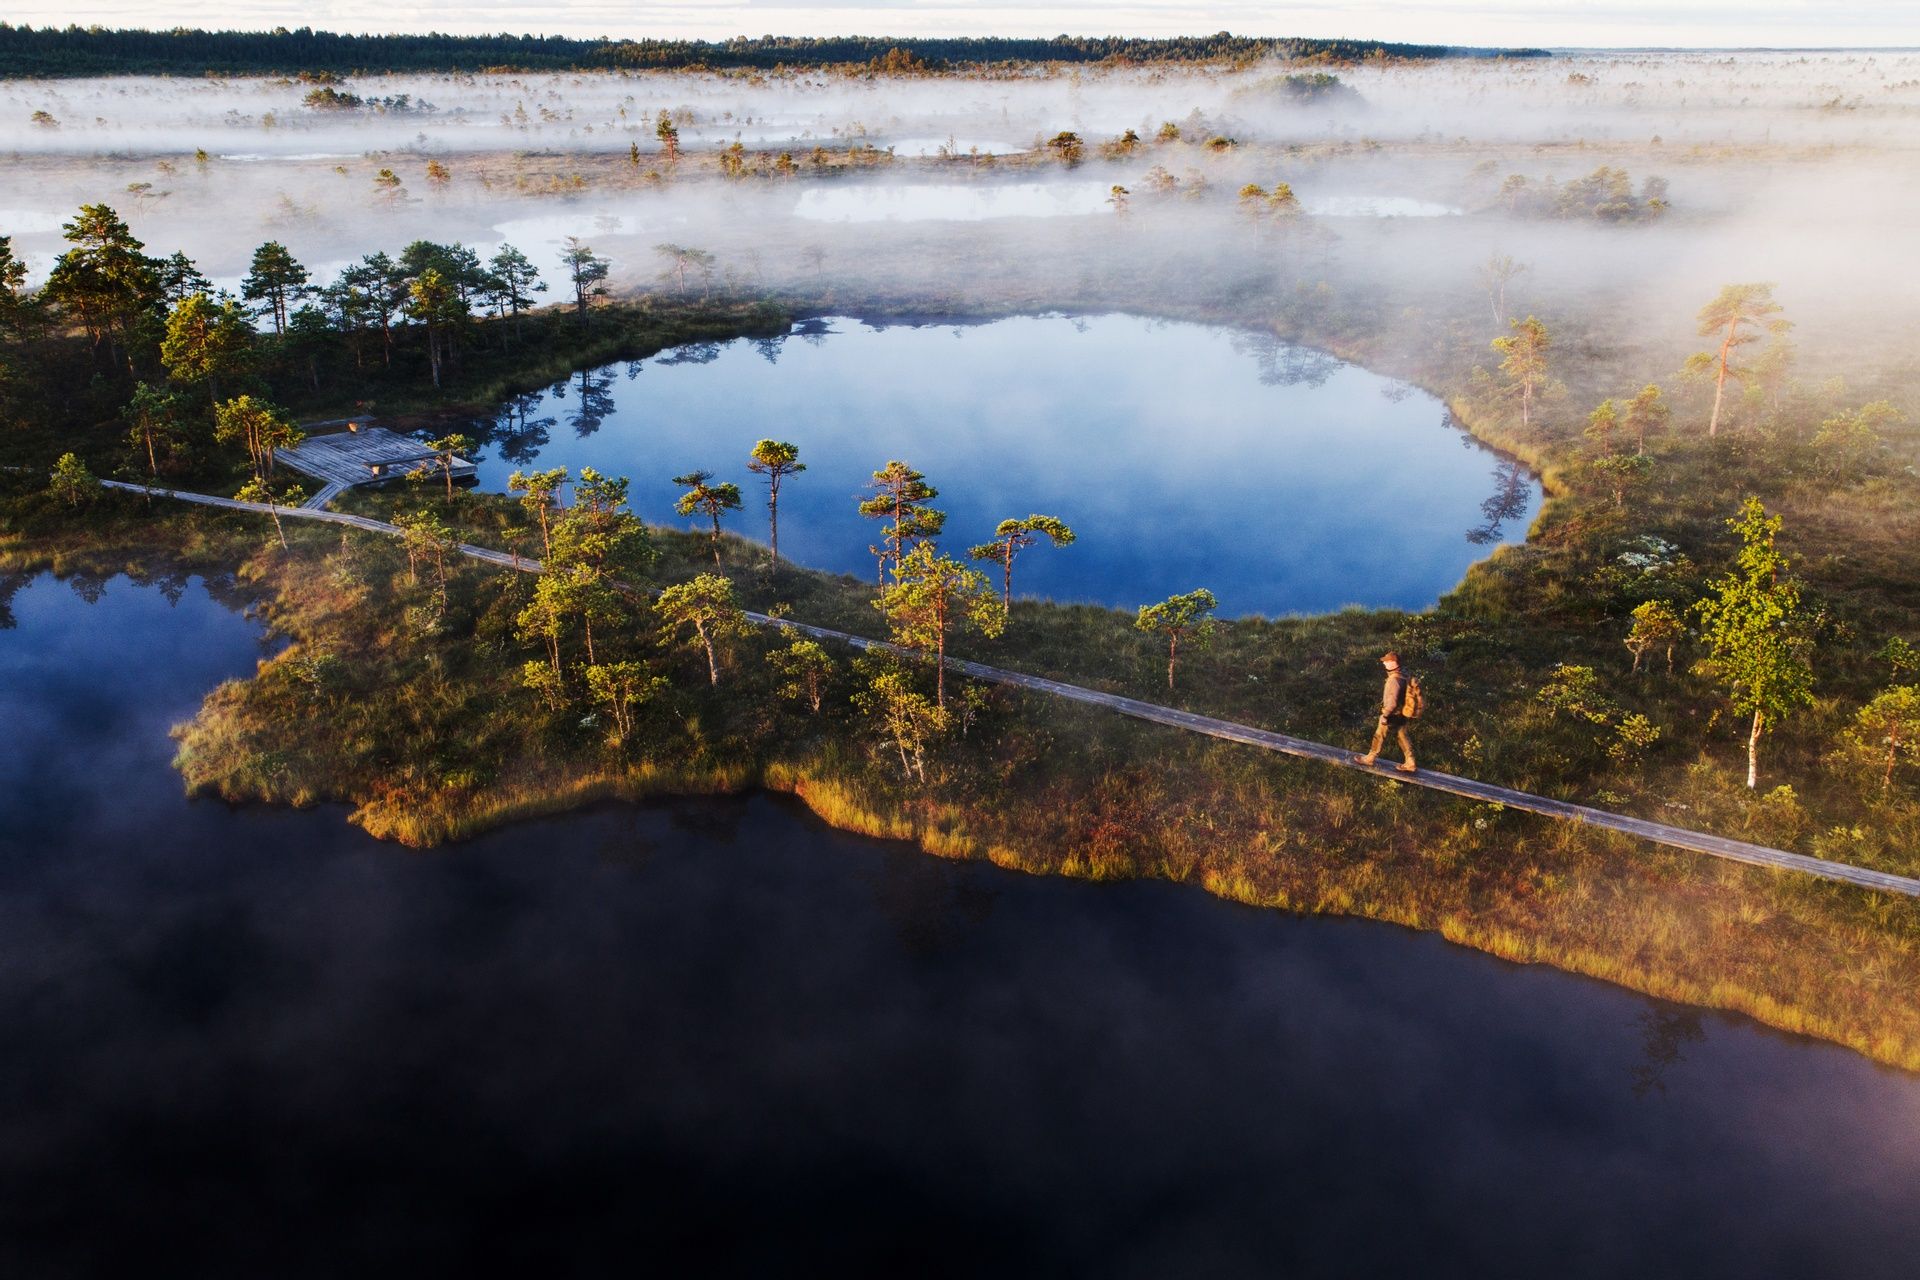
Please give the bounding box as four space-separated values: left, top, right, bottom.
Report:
1380 670 1409 720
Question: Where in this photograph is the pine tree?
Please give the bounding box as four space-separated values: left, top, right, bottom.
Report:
748 439 806 564
968 515 1075 609
1136 589 1218 691
1690 284 1790 437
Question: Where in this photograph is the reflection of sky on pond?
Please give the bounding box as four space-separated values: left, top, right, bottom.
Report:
464 314 1542 617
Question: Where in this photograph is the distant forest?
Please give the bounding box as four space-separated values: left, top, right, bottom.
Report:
0 26 1549 77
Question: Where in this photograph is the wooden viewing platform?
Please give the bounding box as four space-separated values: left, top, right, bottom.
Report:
100 478 1920 901
276 424 475 509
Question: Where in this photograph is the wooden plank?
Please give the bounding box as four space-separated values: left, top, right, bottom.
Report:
302 480 348 509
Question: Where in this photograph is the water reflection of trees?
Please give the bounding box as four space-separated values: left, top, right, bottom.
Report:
152 568 189 606
550 367 616 438
0 571 30 629
65 572 111 604
486 392 556 465
1630 1007 1705 1098
656 341 723 367
1230 331 1340 388
1 568 198 631
791 317 834 347
752 335 785 365
1467 458 1533 545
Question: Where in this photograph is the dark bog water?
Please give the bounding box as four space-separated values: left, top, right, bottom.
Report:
463 314 1541 617
4 573 1918 1279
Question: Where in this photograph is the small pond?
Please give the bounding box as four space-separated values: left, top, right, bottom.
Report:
4 573 1919 1275
464 313 1541 617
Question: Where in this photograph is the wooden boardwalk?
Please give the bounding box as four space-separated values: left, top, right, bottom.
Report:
302 480 349 510
275 426 475 511
104 478 1920 900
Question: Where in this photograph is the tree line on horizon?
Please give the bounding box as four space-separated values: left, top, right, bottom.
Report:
0 25 1549 79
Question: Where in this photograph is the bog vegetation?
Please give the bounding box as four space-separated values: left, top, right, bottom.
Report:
3 63 1919 1076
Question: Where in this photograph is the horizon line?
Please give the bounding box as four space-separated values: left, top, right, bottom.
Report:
3 24 1918 55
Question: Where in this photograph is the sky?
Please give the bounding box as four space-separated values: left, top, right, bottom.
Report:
6 2 1918 50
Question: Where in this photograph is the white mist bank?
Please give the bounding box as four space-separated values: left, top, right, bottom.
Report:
4 50 1919 159
1 50 1917 377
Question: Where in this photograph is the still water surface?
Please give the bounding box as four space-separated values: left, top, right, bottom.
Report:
4 574 1919 1276
463 314 1541 616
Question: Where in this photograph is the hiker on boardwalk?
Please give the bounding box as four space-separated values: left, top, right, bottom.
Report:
1355 651 1418 774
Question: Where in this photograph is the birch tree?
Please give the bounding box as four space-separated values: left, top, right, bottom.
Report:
1692 497 1814 789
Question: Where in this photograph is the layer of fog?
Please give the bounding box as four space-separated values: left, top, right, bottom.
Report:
4 50 1919 160
3 50 1918 389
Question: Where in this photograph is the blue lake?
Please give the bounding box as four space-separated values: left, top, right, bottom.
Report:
5 572 1919 1276
461 314 1541 617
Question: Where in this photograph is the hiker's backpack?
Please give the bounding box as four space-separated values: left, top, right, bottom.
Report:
1400 676 1425 720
